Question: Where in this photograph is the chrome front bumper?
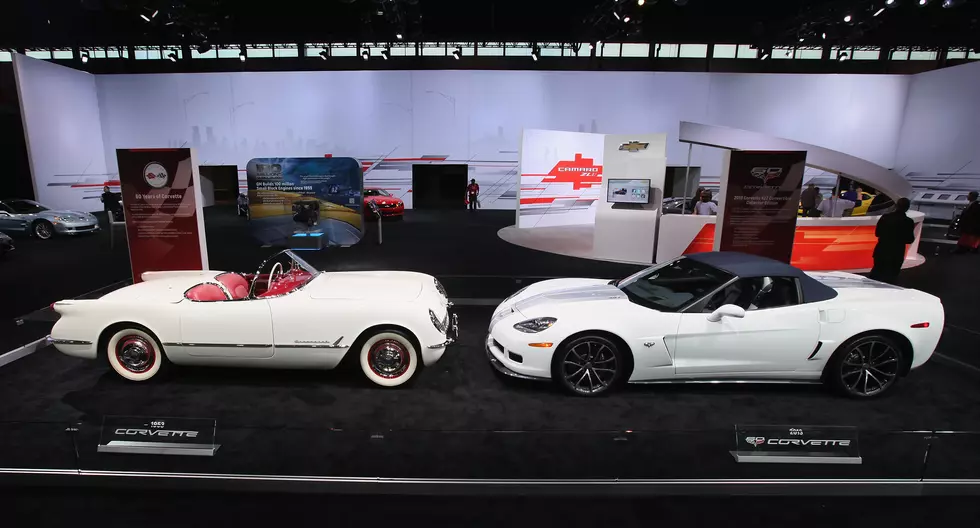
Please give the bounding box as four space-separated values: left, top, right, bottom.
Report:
427 313 459 349
55 223 100 235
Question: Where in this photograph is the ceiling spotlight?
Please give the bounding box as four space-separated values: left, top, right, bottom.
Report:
760 51 770 60
613 11 621 20
80 51 89 63
623 15 631 22
532 45 541 61
168 52 177 62
319 50 329 60
886 0 896 4
361 49 370 60
674 0 689 5
381 48 390 60
843 14 852 22
799 37 805 42
140 13 150 22
452 46 461 59
396 33 403 40
239 50 246 62
822 32 827 39
874 7 885 15
942 0 964 7
838 51 849 61
151 9 159 18
919 0 928 5
638 0 645 5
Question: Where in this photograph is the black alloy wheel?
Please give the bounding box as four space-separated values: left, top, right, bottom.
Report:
828 334 904 398
553 334 625 396
33 220 54 240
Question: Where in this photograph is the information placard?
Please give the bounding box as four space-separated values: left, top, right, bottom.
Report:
732 424 861 464
98 416 219 456
715 151 807 263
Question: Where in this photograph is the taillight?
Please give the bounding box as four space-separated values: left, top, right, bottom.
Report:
911 322 930 329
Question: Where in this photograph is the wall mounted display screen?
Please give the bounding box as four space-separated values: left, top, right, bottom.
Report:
606 179 651 204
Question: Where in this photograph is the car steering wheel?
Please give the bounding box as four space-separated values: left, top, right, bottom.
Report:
268 262 283 289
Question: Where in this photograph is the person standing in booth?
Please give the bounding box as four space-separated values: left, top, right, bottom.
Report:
870 198 916 285
800 183 818 217
466 179 480 211
956 191 980 254
694 191 718 215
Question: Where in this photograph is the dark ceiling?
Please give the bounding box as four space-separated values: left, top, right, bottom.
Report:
2 0 978 49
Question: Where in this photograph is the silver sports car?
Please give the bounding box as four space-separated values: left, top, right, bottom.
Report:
0 199 100 240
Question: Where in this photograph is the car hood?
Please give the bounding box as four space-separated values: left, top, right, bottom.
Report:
37 210 97 222
511 278 626 316
100 271 223 303
307 270 429 302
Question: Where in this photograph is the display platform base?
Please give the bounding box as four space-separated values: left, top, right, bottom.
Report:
289 231 324 251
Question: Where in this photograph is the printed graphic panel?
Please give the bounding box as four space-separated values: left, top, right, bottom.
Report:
519 129 606 228
116 148 208 282
246 157 363 247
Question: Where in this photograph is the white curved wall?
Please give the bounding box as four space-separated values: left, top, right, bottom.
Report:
95 69 909 179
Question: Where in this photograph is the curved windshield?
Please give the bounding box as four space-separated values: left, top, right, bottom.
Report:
249 250 320 298
616 257 734 312
7 200 48 214
364 189 391 197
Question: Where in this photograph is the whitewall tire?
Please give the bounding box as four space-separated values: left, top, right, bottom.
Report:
106 327 165 382
358 330 419 387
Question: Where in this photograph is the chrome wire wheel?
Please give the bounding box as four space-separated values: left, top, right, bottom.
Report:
116 335 156 374
368 338 410 379
839 336 901 397
560 338 619 396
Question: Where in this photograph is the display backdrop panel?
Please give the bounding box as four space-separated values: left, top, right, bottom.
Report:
518 129 605 228
116 148 208 282
715 151 807 263
246 157 363 247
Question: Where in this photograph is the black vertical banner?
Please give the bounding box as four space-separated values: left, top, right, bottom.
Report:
717 151 807 263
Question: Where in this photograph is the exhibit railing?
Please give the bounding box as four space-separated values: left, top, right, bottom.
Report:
2 421 979 495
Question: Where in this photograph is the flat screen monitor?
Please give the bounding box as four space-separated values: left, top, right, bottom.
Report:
606 179 651 204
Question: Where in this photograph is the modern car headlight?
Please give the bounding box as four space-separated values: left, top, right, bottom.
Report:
430 309 448 333
51 216 64 222
513 317 557 333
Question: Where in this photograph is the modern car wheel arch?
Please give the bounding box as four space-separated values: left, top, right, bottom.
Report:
553 329 635 381
821 328 915 381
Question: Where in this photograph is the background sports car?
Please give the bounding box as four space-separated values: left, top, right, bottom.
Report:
363 188 405 218
50 250 458 387
0 199 100 240
488 252 943 398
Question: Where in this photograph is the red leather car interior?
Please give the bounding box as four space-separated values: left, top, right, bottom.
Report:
216 273 250 300
185 283 231 302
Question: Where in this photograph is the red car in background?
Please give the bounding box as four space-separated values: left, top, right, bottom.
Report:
363 188 405 218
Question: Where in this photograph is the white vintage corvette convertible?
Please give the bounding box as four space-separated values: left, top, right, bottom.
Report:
487 252 944 398
50 250 458 387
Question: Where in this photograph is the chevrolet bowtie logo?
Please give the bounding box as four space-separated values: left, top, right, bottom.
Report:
619 141 649 153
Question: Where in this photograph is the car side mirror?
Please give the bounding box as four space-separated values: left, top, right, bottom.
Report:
707 304 746 322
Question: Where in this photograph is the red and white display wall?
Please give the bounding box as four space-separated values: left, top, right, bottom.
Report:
518 129 606 228
116 148 209 282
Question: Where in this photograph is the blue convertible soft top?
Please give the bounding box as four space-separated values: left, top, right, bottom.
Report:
686 251 838 303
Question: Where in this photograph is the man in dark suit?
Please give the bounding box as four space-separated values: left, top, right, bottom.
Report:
870 197 915 284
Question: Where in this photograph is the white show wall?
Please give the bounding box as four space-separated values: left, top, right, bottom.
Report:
92 69 910 210
893 61 980 179
13 54 109 212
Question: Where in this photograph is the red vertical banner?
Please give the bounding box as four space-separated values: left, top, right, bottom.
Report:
715 150 806 263
116 148 209 283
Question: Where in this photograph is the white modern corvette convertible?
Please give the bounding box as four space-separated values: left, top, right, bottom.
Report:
50 250 458 387
487 252 944 398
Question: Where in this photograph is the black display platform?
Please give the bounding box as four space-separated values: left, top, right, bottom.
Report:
3 206 980 493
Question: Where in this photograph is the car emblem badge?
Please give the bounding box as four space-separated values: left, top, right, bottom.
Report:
143 162 170 189
745 436 766 446
619 141 650 153
643 342 656 348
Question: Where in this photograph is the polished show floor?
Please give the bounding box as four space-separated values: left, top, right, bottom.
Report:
1 206 980 481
